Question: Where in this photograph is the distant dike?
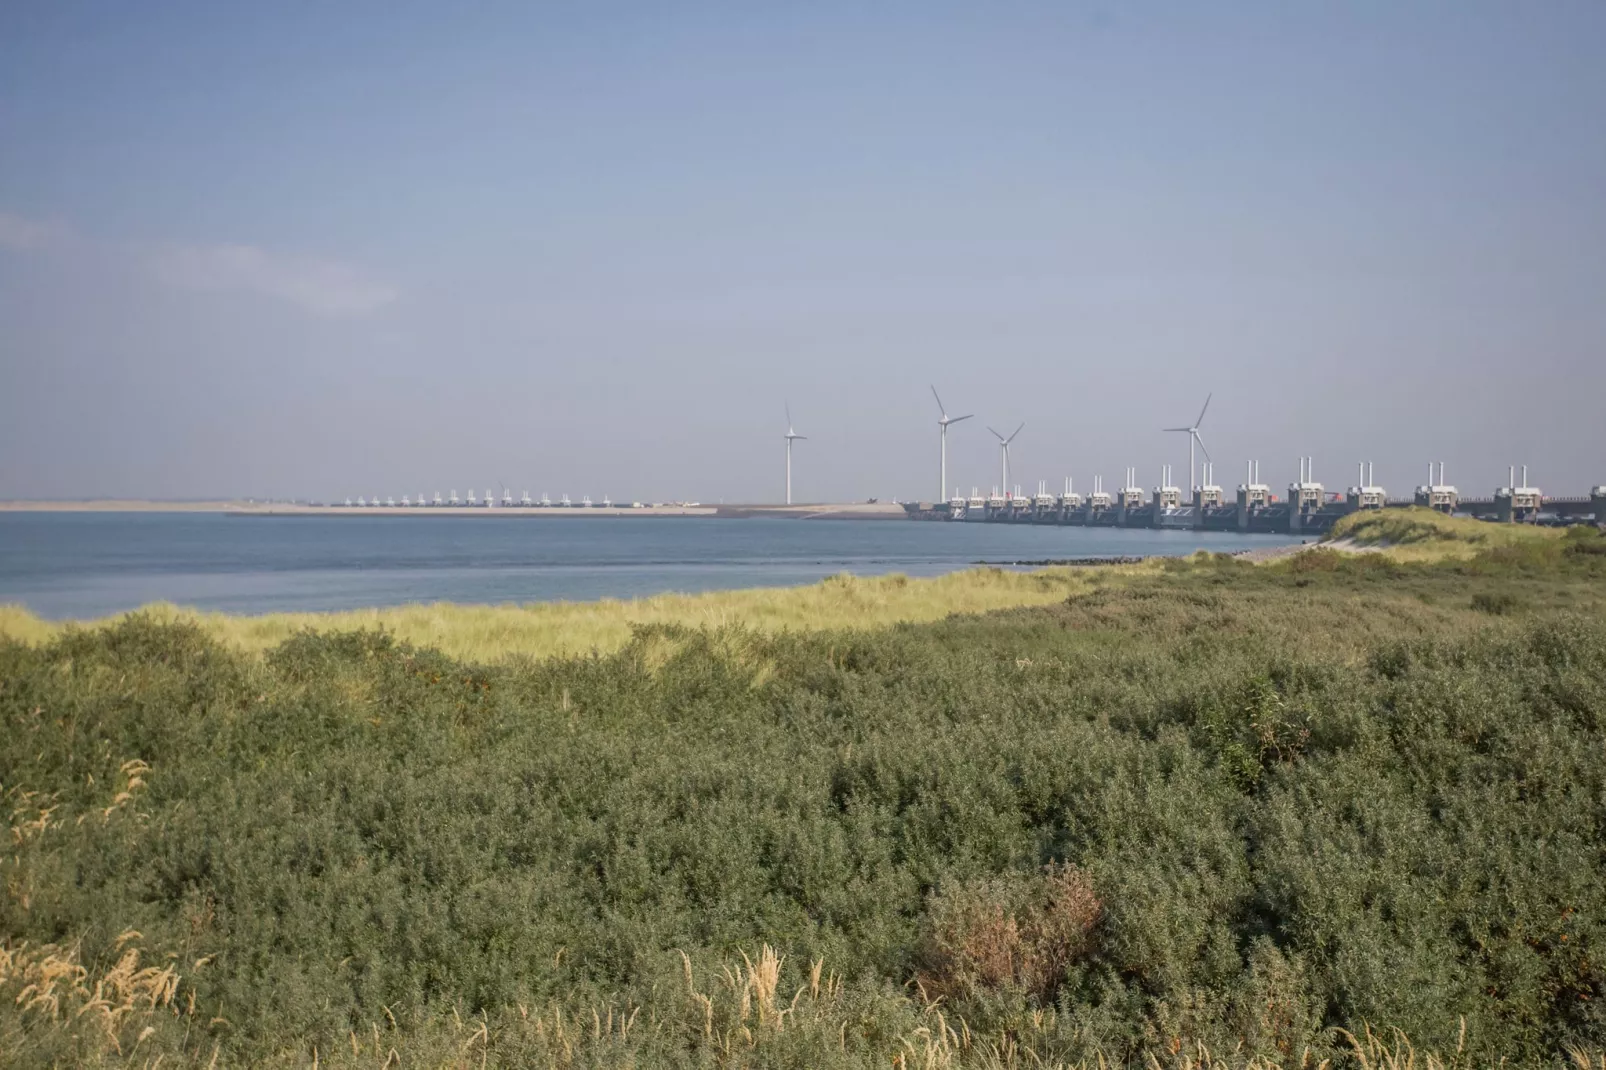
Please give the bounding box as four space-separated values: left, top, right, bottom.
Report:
1 500 918 520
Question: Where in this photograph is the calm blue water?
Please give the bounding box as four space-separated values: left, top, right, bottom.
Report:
0 513 1301 619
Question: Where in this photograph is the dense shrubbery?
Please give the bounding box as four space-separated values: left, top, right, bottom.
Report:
2 546 1605 1066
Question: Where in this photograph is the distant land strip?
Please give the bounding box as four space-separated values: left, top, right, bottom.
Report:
974 556 1150 567
0 499 237 512
0 500 914 519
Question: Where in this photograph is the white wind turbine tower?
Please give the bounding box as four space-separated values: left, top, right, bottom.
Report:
1163 392 1213 492
988 423 1024 499
784 405 807 505
930 385 973 502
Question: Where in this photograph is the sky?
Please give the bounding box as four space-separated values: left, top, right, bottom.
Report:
2 1 1603 503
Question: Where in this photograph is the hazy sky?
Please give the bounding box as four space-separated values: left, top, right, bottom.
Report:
2 1 1603 503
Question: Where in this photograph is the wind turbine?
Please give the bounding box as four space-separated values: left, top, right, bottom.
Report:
784 405 806 505
1164 392 1213 492
931 385 973 502
988 423 1024 498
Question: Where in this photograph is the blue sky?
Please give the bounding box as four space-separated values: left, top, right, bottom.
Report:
2 2 1603 501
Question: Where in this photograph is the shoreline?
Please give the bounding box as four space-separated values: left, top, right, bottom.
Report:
1 545 1314 631
0 562 1130 658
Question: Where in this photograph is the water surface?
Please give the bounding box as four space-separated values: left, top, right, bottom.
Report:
0 513 1301 619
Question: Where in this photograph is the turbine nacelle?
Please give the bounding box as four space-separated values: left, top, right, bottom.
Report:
931 385 973 427
987 422 1025 447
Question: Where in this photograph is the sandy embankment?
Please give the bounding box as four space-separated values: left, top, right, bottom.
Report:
713 502 911 520
1321 537 1386 554
226 504 719 517
0 500 911 519
1232 538 1386 564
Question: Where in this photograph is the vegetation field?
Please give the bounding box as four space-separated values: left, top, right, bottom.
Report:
4 522 1606 1067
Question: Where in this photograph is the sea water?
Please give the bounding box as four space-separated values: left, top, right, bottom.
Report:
0 512 1301 619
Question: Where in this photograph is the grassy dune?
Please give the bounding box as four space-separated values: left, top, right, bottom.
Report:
1326 505 1565 560
0 564 1132 662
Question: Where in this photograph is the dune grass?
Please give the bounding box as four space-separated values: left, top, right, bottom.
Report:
1325 505 1565 561
0 564 1137 663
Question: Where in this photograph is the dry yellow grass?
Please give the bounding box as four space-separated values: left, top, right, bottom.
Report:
0 931 180 1057
0 565 1144 663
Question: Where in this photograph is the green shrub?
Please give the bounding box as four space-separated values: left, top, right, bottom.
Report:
1565 525 1606 555
1471 591 1522 615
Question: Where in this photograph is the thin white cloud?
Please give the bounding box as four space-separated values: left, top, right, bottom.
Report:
0 213 69 252
151 243 397 317
2 208 397 317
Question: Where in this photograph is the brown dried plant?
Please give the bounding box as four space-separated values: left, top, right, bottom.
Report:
921 863 1102 1005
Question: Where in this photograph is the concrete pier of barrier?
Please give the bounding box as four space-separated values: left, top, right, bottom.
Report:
908 474 1602 534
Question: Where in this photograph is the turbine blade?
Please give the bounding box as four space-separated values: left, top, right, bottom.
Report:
988 427 1004 441
1194 432 1212 462
1007 422 1024 443
930 384 946 415
1162 427 1191 433
1196 392 1212 428
950 414 974 423
786 403 793 427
